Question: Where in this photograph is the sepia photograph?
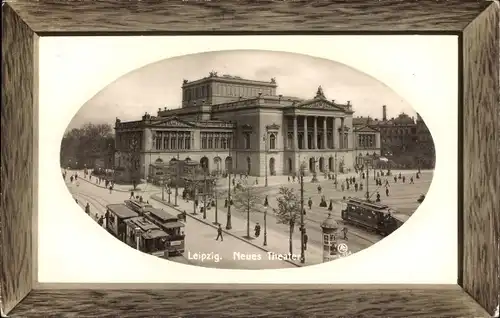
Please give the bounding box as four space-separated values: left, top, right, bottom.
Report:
60 50 436 270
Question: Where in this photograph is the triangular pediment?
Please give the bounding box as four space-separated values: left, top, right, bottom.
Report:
155 117 195 128
296 98 345 111
354 125 379 133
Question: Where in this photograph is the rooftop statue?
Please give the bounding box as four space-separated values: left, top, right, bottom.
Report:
315 85 325 99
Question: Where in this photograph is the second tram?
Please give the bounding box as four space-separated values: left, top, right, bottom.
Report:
341 197 409 236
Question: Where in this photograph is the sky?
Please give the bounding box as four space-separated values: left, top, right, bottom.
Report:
68 50 416 130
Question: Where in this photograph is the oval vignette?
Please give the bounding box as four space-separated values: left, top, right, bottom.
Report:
60 50 436 270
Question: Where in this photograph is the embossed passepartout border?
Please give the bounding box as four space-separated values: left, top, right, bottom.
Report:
1 1 498 317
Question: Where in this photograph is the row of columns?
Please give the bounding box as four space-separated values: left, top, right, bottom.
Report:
291 115 346 150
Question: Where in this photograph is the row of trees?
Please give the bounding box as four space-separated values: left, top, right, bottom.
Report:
232 179 303 255
60 123 115 169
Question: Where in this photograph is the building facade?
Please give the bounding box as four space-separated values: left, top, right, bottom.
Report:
114 73 381 182
352 105 435 169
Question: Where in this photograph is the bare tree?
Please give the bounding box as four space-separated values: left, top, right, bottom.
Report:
232 178 261 238
274 186 302 255
184 165 205 215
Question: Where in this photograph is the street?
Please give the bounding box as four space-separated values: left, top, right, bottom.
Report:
66 175 295 270
211 170 433 255
65 168 432 268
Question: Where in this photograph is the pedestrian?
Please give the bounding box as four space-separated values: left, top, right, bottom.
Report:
360 183 363 191
386 187 390 197
410 176 414 184
75 174 78 180
317 185 322 194
109 184 113 193
341 227 348 240
130 191 135 199
394 176 397 183
308 197 313 209
95 213 99 221
75 198 78 204
224 198 228 208
402 176 406 183
376 192 381 202
354 183 358 192
254 223 261 237
346 183 350 191
328 199 333 211
98 216 104 226
70 176 74 183
398 172 402 179
292 175 296 182
85 203 90 215
215 224 223 241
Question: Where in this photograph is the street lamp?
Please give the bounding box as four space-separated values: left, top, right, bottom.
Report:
355 156 372 201
174 152 179 207
213 179 219 225
263 133 268 187
263 195 269 246
203 165 208 220
299 161 306 264
226 146 233 230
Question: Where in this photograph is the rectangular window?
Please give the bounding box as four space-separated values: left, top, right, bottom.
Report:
208 137 213 149
178 137 184 150
185 137 191 149
214 137 219 149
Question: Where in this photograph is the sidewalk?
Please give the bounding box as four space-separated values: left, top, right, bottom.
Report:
67 169 153 193
150 193 325 267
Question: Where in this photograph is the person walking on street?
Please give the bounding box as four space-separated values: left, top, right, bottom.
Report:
109 184 113 194
215 224 223 241
85 203 90 215
254 223 261 237
341 227 348 240
386 187 390 197
130 191 135 199
308 197 313 210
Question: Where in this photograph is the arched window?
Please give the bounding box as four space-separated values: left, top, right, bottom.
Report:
269 134 276 150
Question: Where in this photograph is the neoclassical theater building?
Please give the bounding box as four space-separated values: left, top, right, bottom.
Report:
114 72 381 182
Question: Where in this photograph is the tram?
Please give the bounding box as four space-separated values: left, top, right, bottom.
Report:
143 208 185 256
341 197 409 236
105 203 172 258
123 216 171 258
124 199 153 215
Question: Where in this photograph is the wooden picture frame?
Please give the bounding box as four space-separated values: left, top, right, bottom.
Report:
1 1 499 316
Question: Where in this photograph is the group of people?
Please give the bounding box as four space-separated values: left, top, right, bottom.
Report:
83 202 105 226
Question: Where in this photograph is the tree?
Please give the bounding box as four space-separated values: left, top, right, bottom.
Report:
274 186 302 255
184 164 205 215
60 122 114 169
232 178 261 238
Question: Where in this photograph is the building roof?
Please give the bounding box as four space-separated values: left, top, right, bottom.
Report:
182 72 277 87
353 112 416 127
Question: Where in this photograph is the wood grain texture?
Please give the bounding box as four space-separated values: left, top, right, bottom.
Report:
8 288 491 317
6 0 491 33
2 0 499 317
462 3 500 316
0 3 35 315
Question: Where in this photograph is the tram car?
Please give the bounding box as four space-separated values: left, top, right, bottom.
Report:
105 203 175 259
105 204 139 241
124 199 153 215
341 198 409 236
143 208 186 256
123 216 172 258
